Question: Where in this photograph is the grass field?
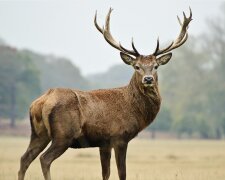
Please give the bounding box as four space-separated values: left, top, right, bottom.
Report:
0 136 224 180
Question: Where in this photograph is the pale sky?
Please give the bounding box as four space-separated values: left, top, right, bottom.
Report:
0 0 224 75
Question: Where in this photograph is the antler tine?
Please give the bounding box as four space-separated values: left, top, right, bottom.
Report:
177 15 182 26
189 7 192 20
94 8 140 57
119 38 140 56
153 38 159 56
183 11 187 19
131 38 140 56
153 37 174 56
94 11 104 34
102 8 122 51
153 8 192 56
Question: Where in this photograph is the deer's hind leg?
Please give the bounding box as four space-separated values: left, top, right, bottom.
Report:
18 131 50 180
39 109 78 180
40 139 69 180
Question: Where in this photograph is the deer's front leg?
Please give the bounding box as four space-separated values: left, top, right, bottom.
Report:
99 147 112 180
114 143 128 180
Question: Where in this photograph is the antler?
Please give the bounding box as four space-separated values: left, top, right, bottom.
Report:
94 8 140 57
153 7 192 56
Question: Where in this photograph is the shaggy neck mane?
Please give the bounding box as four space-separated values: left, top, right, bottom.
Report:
127 72 162 129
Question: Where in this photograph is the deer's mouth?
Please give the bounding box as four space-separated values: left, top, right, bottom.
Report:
143 82 154 87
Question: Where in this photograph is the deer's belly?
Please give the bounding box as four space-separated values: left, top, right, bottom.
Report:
69 135 110 149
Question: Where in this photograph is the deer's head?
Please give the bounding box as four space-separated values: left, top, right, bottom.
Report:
95 8 192 87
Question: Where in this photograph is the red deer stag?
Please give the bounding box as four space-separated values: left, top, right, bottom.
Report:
18 8 192 180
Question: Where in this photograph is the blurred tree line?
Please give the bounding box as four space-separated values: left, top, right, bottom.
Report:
0 43 90 127
0 46 40 127
156 4 225 139
0 3 224 139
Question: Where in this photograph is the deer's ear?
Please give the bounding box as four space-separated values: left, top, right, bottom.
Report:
156 53 172 65
120 52 136 65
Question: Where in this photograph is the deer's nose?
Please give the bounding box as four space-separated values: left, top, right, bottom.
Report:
143 76 153 84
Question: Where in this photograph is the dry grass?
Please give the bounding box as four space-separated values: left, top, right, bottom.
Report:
0 136 225 180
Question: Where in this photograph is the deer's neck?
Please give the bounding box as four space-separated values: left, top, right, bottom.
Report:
127 72 161 130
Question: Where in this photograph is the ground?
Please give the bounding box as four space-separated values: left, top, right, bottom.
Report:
0 136 224 180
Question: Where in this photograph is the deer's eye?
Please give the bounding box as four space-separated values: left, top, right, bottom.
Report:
154 65 158 70
134 65 140 70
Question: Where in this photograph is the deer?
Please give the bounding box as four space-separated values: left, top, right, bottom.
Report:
18 8 192 180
